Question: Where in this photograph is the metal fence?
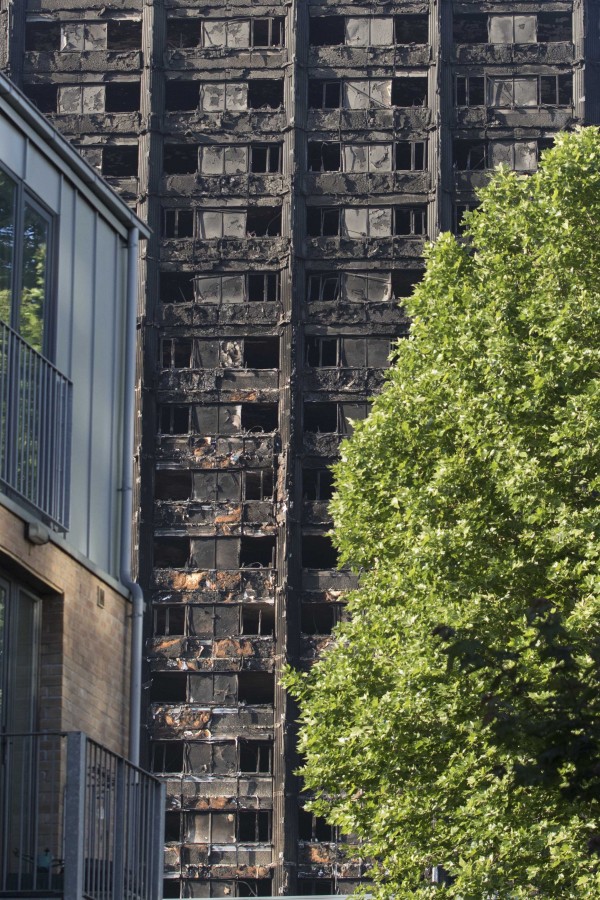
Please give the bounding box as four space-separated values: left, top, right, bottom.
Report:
0 320 72 530
0 732 165 900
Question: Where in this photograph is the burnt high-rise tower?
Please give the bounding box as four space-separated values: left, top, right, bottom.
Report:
2 1 598 896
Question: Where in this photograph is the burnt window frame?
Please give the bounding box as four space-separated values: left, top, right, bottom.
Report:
237 810 272 843
394 14 429 45
25 19 61 51
306 273 341 303
394 140 427 171
308 80 342 110
251 18 284 47
158 405 191 435
104 81 141 112
241 603 275 637
160 337 194 368
250 144 282 174
302 468 335 502
244 469 274 502
163 208 195 239
307 141 342 173
455 74 485 107
453 139 488 171
393 205 428 237
304 336 339 368
238 740 273 775
154 605 187 636
306 207 341 238
101 144 139 178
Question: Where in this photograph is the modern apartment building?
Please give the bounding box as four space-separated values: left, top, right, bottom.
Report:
0 71 164 899
1 1 597 897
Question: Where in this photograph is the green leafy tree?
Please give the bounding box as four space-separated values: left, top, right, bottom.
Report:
285 128 600 899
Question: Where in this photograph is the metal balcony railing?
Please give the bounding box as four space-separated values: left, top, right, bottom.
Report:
0 732 165 900
0 320 72 530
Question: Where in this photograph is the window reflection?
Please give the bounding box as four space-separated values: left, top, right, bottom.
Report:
0 172 15 327
19 204 48 354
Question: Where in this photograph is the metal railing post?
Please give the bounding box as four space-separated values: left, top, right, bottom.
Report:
150 781 166 900
112 756 125 900
64 733 86 900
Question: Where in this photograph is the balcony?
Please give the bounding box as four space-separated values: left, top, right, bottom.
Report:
0 321 72 530
0 732 164 900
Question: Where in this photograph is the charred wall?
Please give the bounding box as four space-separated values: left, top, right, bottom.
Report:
2 0 597 896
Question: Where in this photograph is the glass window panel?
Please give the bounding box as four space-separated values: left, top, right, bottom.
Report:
222 212 246 238
216 539 240 568
198 211 223 239
227 21 250 48
200 84 225 111
224 147 248 175
489 141 514 167
370 18 393 45
343 273 367 302
489 78 513 107
370 80 392 107
367 273 392 302
0 172 15 327
343 145 368 173
217 472 241 500
61 23 84 51
344 81 369 109
341 338 365 367
203 21 227 47
201 147 225 175
226 84 248 110
514 141 538 172
367 338 391 367
369 207 392 236
514 77 537 107
342 208 368 237
197 276 222 303
514 16 536 42
222 275 245 303
370 144 393 171
193 405 219 433
489 16 514 43
219 405 242 434
19 202 49 354
193 471 218 501
184 813 210 843
345 18 369 46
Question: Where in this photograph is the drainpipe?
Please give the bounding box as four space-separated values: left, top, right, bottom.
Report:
120 226 143 767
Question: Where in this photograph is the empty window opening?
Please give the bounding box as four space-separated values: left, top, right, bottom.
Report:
155 469 192 500
240 404 278 433
243 338 279 369
23 84 57 113
166 18 201 49
251 18 284 47
154 537 190 568
163 209 194 239
303 469 334 501
538 138 555 160
102 145 138 177
541 74 573 106
161 338 193 369
105 82 140 112
150 672 187 703
238 879 273 897
395 15 428 44
538 13 572 43
245 470 274 501
25 21 61 51
247 80 283 110
160 272 195 303
240 536 276 568
305 337 338 368
302 535 338 569
453 140 487 170
238 811 272 842
395 206 427 236
107 20 142 49
395 141 426 171
392 270 422 299
455 75 485 107
298 810 335 842
250 145 282 174
164 145 198 175
301 603 338 635
298 880 334 896
307 142 341 173
154 605 187 636
242 604 275 636
164 812 181 843
304 403 338 434
248 272 279 302
308 80 341 110
165 81 199 112
307 274 340 303
307 208 340 238
246 208 282 237
392 77 428 107
453 14 488 43
151 742 185 775
162 881 180 899
159 405 190 435
309 16 344 46
239 741 273 774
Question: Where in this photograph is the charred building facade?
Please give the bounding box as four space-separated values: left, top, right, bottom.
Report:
1 1 598 897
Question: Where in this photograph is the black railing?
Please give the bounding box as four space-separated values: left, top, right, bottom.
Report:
0 732 165 900
0 320 72 530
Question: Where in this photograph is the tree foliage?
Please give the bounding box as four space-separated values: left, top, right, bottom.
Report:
285 129 600 898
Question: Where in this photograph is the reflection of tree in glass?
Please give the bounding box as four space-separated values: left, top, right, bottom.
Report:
0 172 15 327
19 204 48 354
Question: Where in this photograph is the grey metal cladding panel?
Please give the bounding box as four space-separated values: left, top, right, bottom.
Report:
24 142 61 213
66 200 96 561
86 219 125 576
